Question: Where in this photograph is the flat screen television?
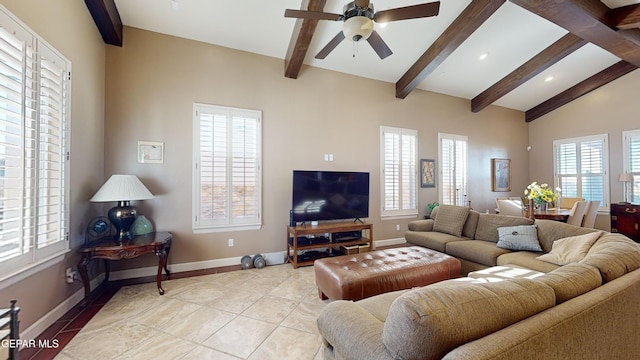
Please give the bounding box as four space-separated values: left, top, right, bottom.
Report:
292 170 370 223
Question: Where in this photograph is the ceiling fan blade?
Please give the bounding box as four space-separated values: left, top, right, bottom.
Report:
315 32 346 59
354 0 370 8
366 31 393 59
374 2 440 23
284 9 342 21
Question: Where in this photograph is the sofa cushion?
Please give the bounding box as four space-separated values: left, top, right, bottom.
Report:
536 231 602 265
497 252 560 273
446 240 512 267
581 234 640 282
474 213 534 243
405 231 464 253
382 278 556 360
534 219 600 253
535 263 602 304
496 225 542 251
433 205 470 237
462 210 480 239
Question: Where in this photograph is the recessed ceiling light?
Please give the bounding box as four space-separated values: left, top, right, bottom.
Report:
545 76 554 82
379 22 387 28
171 0 180 10
479 53 489 60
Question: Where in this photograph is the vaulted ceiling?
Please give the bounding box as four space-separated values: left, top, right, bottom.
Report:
86 0 640 121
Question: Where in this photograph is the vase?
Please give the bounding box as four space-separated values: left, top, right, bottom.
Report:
539 202 549 212
131 215 153 236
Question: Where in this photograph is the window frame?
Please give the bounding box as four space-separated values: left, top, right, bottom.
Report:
553 134 609 212
623 129 640 204
0 5 71 282
438 133 468 206
379 126 418 219
192 103 262 233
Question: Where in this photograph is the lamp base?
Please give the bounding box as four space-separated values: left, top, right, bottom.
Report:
108 201 137 243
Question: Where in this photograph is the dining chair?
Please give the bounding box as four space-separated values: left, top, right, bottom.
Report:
496 199 524 217
581 200 600 228
559 197 584 210
566 201 589 226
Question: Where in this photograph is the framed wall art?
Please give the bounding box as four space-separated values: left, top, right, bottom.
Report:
138 141 164 164
421 159 436 188
491 158 511 192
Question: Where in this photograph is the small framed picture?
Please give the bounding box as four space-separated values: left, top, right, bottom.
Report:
138 141 164 164
421 159 436 188
492 158 511 192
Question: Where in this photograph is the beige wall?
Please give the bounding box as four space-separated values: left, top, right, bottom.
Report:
105 27 527 269
528 69 640 230
0 0 105 329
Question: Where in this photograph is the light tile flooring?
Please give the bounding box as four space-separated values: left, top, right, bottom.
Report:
54 264 328 360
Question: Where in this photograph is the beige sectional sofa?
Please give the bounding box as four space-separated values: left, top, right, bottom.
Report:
317 205 640 359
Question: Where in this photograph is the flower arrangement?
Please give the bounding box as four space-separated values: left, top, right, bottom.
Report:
524 182 561 205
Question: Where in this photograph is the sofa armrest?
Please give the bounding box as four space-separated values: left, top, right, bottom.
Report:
317 300 394 360
408 219 434 232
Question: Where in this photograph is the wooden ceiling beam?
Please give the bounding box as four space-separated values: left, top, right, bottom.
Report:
395 0 505 99
610 4 640 30
525 61 637 122
284 0 327 79
471 33 587 113
510 0 640 67
85 0 123 46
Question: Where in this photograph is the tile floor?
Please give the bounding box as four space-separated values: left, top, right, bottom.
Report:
23 263 329 360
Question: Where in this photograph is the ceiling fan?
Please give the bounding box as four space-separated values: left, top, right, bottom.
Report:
284 0 440 60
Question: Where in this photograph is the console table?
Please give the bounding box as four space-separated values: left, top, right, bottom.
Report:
78 232 172 306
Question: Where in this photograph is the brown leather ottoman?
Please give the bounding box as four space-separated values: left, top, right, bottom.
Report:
314 246 461 301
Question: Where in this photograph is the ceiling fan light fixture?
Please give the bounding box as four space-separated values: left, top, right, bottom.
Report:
343 16 374 42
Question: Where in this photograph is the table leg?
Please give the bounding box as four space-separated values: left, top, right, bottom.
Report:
103 259 110 283
163 244 171 278
78 257 91 307
156 249 167 295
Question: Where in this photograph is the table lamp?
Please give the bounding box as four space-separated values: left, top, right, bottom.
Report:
619 173 633 203
90 174 154 242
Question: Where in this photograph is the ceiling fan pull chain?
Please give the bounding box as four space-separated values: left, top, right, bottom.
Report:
353 41 357 58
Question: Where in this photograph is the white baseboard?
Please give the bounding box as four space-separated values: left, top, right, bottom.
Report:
21 274 104 341
24 237 406 339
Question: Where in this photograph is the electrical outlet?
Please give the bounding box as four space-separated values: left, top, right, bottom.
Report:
65 267 77 284
228 238 234 247
396 224 400 231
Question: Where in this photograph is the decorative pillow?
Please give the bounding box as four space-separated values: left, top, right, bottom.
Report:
536 231 603 266
432 205 470 237
496 225 542 251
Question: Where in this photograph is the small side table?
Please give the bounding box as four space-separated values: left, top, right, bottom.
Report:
78 231 172 307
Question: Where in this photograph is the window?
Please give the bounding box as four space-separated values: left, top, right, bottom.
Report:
380 126 417 218
553 134 609 211
0 7 70 279
438 133 467 206
193 103 262 233
623 129 640 204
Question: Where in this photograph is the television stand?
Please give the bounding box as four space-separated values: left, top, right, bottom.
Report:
286 222 373 268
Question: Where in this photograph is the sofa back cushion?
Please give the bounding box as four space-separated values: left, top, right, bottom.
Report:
433 205 470 237
581 234 640 282
474 213 534 243
535 263 602 304
382 278 555 360
462 210 480 239
534 219 600 253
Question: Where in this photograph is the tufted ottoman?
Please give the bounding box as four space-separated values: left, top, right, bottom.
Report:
314 246 461 301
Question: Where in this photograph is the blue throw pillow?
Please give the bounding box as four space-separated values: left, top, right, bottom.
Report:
496 225 542 252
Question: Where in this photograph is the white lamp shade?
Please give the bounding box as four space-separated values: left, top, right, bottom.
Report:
90 174 154 202
343 16 374 41
619 173 633 182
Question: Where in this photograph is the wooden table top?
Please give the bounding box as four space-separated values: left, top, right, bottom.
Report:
526 208 571 222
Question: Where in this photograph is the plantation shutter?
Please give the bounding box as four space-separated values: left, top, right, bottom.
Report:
624 130 640 203
439 133 467 206
380 126 417 217
193 104 261 232
554 135 608 211
0 9 69 274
